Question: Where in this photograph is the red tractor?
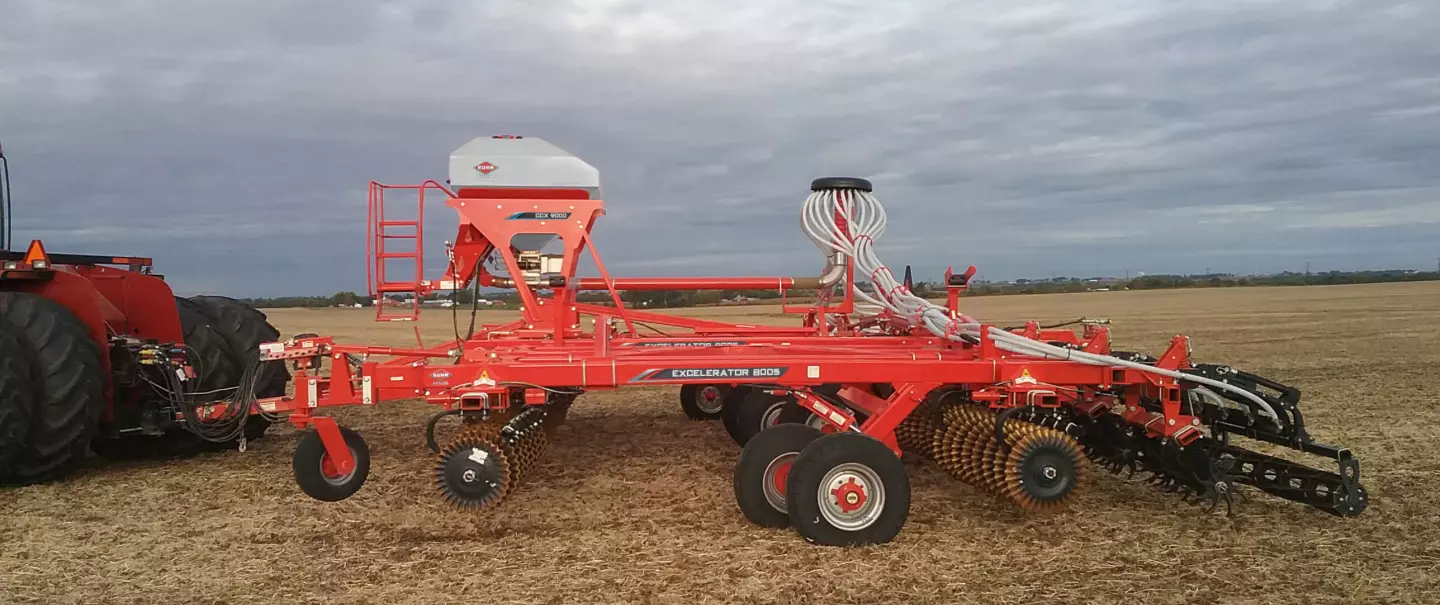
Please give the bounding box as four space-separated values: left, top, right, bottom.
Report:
0 144 289 485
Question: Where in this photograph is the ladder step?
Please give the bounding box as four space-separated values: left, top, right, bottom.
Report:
377 252 418 260
378 220 420 228
376 282 420 292
380 234 417 239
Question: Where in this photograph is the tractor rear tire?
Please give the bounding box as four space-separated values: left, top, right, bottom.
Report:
186 295 289 440
175 298 245 449
0 292 105 485
0 327 38 473
90 301 243 461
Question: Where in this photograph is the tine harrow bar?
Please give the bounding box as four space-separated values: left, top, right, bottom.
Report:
237 136 1367 546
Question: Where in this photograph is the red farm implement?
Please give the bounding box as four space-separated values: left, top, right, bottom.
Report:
0 144 289 485
229 135 1367 546
1 136 1368 545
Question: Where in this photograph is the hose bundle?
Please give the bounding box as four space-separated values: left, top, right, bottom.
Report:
799 186 1279 422
141 346 277 444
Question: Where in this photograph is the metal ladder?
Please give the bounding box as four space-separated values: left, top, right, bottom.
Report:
366 181 453 322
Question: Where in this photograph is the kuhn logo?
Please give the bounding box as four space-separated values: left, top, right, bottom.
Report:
475 162 497 174
430 369 452 380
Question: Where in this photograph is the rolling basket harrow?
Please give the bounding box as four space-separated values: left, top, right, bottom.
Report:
210 136 1363 545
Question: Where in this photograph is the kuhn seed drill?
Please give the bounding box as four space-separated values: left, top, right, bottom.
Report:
242 136 1366 546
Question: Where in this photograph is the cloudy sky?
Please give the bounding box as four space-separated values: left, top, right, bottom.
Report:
3 0 1438 297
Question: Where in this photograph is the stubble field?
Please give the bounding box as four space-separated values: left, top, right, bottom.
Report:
2 282 1439 604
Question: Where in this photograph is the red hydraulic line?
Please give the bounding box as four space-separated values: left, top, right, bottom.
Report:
572 276 822 291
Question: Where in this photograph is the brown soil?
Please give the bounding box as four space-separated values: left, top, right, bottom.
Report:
3 282 1438 604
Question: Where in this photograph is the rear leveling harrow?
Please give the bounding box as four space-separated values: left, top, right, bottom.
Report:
206 136 1364 546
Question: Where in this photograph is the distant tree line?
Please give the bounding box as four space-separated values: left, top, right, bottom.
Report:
238 270 1438 309
968 269 1439 296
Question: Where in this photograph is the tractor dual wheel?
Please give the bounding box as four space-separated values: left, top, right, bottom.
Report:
0 292 105 485
104 299 249 459
733 423 824 528
786 432 911 547
185 296 291 441
292 426 370 502
92 299 247 460
679 384 728 420
94 296 290 461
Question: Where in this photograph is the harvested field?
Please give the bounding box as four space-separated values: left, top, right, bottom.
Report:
3 281 1439 604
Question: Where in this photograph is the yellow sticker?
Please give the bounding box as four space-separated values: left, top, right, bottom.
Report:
1016 368 1038 385
477 370 496 386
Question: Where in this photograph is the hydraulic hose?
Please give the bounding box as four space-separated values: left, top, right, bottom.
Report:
800 187 1280 422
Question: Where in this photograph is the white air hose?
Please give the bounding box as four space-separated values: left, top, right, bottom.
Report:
800 187 1280 422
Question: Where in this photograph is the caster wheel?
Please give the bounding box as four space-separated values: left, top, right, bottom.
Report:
679 384 728 420
786 432 911 546
292 426 370 502
733 423 824 528
723 388 793 446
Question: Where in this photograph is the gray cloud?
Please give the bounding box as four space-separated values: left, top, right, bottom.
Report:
2 0 1437 296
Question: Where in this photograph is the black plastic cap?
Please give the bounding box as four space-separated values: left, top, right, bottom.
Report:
810 177 873 192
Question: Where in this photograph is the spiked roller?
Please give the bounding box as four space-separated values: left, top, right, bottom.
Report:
1002 430 1087 513
436 426 513 510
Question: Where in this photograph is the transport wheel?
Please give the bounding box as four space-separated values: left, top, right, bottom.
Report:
292 426 370 501
0 292 105 485
0 326 38 474
187 296 290 440
725 388 794 446
733 423 824 528
786 432 911 547
679 384 728 420
719 385 754 443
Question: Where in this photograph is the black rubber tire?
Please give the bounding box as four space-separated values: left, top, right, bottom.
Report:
293 427 370 502
786 432 911 547
166 298 244 455
679 384 727 421
733 423 824 528
0 326 38 473
776 401 828 430
176 298 244 395
186 295 289 440
725 388 794 447
719 385 754 443
0 292 105 485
